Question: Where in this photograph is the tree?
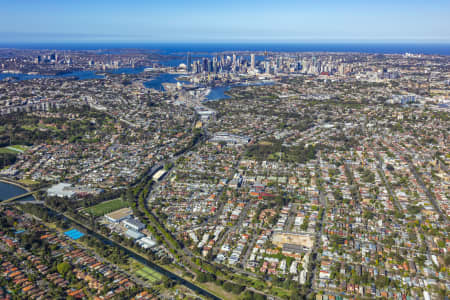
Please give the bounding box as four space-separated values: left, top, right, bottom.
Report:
57 262 71 276
196 272 207 283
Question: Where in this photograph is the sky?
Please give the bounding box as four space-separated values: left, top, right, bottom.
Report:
0 0 449 43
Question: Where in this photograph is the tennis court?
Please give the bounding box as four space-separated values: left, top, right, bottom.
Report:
65 229 84 240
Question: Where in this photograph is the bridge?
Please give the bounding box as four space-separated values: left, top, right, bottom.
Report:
1 191 39 204
0 179 51 205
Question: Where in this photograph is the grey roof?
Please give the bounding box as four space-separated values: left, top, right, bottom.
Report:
125 229 144 240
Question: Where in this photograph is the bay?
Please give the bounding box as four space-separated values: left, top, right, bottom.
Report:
0 181 35 201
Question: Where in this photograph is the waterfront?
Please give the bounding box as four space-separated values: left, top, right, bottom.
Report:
0 70 105 81
0 181 34 201
2 42 450 55
205 80 275 101
143 73 189 91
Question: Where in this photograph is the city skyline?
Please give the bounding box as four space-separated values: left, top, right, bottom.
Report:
0 1 449 299
1 0 450 43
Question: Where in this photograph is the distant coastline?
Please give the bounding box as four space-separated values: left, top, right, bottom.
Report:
0 42 449 55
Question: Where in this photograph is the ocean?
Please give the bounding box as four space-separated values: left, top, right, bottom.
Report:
0 42 449 55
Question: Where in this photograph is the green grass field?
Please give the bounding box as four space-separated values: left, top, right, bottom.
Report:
0 145 28 154
7 145 28 153
127 258 162 284
21 125 38 131
0 148 16 154
135 266 163 283
85 198 129 216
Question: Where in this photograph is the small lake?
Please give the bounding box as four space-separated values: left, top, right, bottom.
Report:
0 181 35 201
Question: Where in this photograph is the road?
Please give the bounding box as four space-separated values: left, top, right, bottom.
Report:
308 159 328 293
375 153 402 212
404 157 448 222
241 232 258 267
283 203 296 232
43 204 221 300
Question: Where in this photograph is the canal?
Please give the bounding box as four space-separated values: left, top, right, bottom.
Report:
42 205 220 300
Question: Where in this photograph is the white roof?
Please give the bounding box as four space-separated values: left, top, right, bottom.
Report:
47 183 75 198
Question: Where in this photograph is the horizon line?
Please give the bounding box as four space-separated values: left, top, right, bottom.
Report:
1 40 450 45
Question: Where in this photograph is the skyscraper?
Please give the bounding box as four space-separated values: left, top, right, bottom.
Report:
187 52 192 72
250 54 255 70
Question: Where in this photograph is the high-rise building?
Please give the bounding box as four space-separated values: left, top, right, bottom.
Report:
265 61 270 74
187 52 192 72
208 59 213 73
212 56 218 73
202 58 208 73
250 54 255 70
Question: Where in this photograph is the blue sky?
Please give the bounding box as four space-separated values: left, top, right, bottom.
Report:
0 0 449 43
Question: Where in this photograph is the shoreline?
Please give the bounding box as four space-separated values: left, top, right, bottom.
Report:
0 177 32 193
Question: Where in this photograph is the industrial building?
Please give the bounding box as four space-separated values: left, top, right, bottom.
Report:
47 183 75 198
152 169 167 181
137 237 157 249
210 132 251 145
122 218 145 231
125 229 144 240
105 207 133 223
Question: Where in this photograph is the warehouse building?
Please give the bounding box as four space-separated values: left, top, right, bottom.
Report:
122 218 146 232
152 169 167 181
137 237 158 249
105 207 133 223
125 229 144 240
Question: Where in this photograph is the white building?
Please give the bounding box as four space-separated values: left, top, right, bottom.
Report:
137 237 157 249
123 218 145 231
47 183 75 198
290 261 298 274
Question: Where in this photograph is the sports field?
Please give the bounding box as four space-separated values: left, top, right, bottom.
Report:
0 145 28 154
86 198 129 216
127 258 162 284
135 266 163 283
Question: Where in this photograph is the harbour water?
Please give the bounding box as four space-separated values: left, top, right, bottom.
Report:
143 73 189 91
0 70 104 81
205 81 275 101
206 86 231 100
0 181 34 201
2 42 450 55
